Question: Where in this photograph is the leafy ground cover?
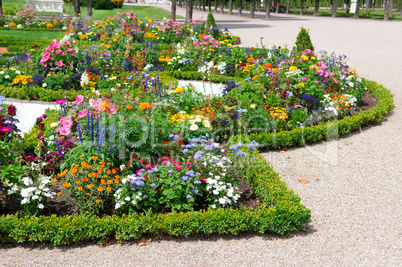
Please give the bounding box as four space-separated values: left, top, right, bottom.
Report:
0 11 394 245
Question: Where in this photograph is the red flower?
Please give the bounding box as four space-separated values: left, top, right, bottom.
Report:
7 105 16 116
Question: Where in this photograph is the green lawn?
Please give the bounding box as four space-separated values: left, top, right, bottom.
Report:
2 0 181 20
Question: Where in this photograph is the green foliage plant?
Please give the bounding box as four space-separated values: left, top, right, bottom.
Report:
294 27 314 53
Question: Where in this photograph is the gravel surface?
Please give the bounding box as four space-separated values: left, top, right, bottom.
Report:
1 6 401 266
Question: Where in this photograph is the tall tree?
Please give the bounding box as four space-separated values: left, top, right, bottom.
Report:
286 0 290 13
250 0 255 17
208 0 212 11
186 0 193 23
221 0 225 13
73 0 81 17
171 0 177 20
293 0 296 12
353 0 360 18
215 0 218 12
229 0 233 14
332 0 337 17
314 0 320 15
239 0 243 15
276 0 280 13
87 0 92 18
265 0 272 19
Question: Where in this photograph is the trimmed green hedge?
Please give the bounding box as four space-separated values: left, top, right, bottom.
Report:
229 80 394 150
0 150 311 246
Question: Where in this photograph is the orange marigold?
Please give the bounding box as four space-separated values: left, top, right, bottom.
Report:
106 187 112 192
101 180 107 185
78 186 83 191
88 184 94 189
95 199 100 203
97 186 104 192
82 177 89 182
139 102 152 110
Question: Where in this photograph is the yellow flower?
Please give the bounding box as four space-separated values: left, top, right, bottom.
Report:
175 87 184 93
289 66 297 71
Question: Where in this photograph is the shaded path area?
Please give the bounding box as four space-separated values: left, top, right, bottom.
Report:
1 6 401 266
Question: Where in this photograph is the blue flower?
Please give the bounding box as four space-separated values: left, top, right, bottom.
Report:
186 170 195 177
192 190 198 194
180 176 188 181
183 149 189 154
204 145 212 151
186 195 192 199
194 181 201 184
167 170 173 173
152 167 159 172
150 183 156 188
170 182 174 187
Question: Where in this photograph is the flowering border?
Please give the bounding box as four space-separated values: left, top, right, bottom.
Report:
0 150 310 247
229 80 394 149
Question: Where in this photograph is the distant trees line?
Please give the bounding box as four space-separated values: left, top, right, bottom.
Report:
170 0 400 21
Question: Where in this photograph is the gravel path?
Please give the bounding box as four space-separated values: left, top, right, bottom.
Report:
1 6 401 266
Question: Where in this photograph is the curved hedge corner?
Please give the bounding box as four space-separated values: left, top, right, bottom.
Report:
230 80 394 150
0 149 311 247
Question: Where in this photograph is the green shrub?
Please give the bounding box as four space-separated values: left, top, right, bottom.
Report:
206 12 217 30
93 0 116 10
294 27 314 52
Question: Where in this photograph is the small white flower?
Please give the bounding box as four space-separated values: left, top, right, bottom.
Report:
21 177 33 186
42 83 47 88
38 204 44 209
120 165 126 171
190 124 199 131
211 204 216 209
250 104 256 109
5 75 9 79
124 196 131 201
15 70 21 75
349 82 354 87
32 195 39 200
0 71 4 74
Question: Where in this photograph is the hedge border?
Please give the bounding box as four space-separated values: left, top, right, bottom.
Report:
228 80 394 150
0 150 311 247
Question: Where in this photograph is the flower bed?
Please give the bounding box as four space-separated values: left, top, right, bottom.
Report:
0 12 395 246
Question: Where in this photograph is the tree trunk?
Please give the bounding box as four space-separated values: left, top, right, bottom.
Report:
221 0 225 13
300 0 304 14
314 0 320 15
0 0 4 16
186 0 193 23
276 0 280 12
229 0 233 14
171 0 177 20
293 0 296 12
215 0 218 12
384 0 389 20
208 0 212 11
265 0 272 18
346 0 350 14
239 0 243 15
332 0 337 16
87 0 92 18
365 0 369 15
73 0 81 17
353 0 360 18
250 0 255 16
286 0 290 13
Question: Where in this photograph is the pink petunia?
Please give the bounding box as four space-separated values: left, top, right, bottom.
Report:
333 78 338 84
78 109 87 118
73 95 84 105
62 119 73 128
59 127 71 136
56 61 65 67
